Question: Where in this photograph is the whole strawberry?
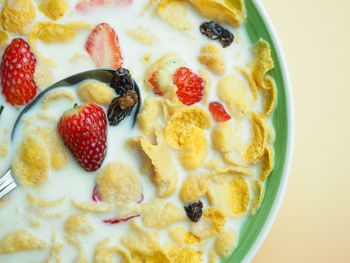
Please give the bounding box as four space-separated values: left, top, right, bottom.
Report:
1 38 37 106
58 103 107 171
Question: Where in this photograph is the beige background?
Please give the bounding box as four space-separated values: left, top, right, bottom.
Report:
253 0 350 262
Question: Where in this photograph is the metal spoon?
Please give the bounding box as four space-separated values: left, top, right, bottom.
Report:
0 69 141 199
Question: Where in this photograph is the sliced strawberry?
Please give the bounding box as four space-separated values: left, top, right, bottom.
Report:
76 0 132 12
92 185 103 202
1 38 37 106
209 101 231 122
86 23 123 69
57 103 107 171
148 71 163 95
172 67 204 106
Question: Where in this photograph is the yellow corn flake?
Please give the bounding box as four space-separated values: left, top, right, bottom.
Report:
77 81 116 107
161 95 184 123
259 145 273 182
1 0 36 35
209 249 218 263
214 228 237 258
29 21 92 66
34 62 54 91
45 235 64 263
158 0 193 31
0 230 48 254
38 0 68 21
12 135 50 187
236 66 258 101
165 106 211 149
249 180 264 215
142 202 185 229
204 158 221 171
198 44 226 76
36 112 56 121
26 194 65 208
198 69 211 105
36 127 68 170
71 200 115 213
245 113 266 163
167 245 202 263
252 39 274 89
0 139 9 157
168 227 200 245
69 52 90 63
207 176 249 217
127 26 157 45
214 166 253 177
178 126 208 170
179 173 210 203
126 137 153 174
187 0 245 27
140 127 178 197
94 239 132 263
265 120 275 144
259 76 277 118
65 234 82 251
218 75 254 119
0 29 9 49
137 97 162 137
211 121 234 153
64 213 93 234
41 90 74 110
222 149 249 168
97 162 142 207
190 208 226 239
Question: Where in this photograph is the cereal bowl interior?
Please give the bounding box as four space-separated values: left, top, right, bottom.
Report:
0 0 293 263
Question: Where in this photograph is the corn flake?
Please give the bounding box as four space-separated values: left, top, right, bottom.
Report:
137 97 162 137
249 180 264 215
34 62 54 90
198 69 211 105
0 230 48 254
259 76 277 118
97 162 141 207
190 208 226 239
26 194 65 208
179 173 210 203
211 121 234 153
168 227 200 245
214 228 237 258
77 81 116 106
252 39 274 89
127 26 157 45
94 239 131 263
64 213 93 234
0 139 9 157
198 44 226 76
236 66 258 101
38 0 68 21
214 166 253 177
0 29 9 50
167 245 202 263
71 200 115 213
259 145 273 182
204 158 221 171
209 248 218 263
245 113 266 163
158 0 193 31
165 106 211 149
41 90 74 110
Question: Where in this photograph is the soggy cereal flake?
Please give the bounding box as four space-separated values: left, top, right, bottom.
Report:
0 29 9 49
214 166 253 177
249 180 263 215
38 0 67 20
217 75 254 119
198 69 211 105
161 96 184 123
259 146 273 182
36 127 68 170
142 202 185 229
188 0 245 27
167 245 202 263
204 158 221 171
168 227 200 245
26 194 65 208
36 112 56 121
211 121 234 153
0 139 9 157
126 137 153 174
64 213 93 234
214 228 237 258
46 235 63 263
140 127 178 197
198 44 226 76
127 26 157 45
34 62 54 90
65 234 82 251
0 231 48 254
71 200 115 213
165 106 211 149
252 39 274 89
209 249 218 263
259 76 277 118
1 0 36 34
190 208 226 239
245 113 266 163
77 81 116 107
222 149 249 168
236 66 258 100
158 0 193 31
94 239 131 263
97 162 142 207
12 135 50 187
137 97 162 137
207 176 249 217
41 90 74 110
178 126 208 170
179 173 210 203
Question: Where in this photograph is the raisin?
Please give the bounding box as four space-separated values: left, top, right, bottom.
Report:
184 201 203 222
200 21 234 48
107 90 138 126
110 68 134 96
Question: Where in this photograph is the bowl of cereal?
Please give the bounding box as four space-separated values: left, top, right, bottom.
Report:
0 0 293 262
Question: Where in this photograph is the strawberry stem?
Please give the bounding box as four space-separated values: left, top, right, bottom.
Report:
73 103 79 109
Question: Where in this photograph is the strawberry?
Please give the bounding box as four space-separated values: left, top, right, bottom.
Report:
57 103 108 171
148 72 163 95
172 67 204 106
76 0 132 12
86 23 123 69
1 38 37 106
209 101 231 122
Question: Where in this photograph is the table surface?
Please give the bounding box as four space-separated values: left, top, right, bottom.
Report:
253 0 350 262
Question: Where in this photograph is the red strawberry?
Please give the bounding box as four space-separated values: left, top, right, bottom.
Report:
148 72 163 95
57 103 108 171
76 0 132 12
86 23 123 69
1 38 37 106
172 67 204 106
209 101 231 122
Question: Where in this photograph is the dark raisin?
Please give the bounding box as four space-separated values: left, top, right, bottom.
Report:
110 68 134 96
107 90 138 126
184 201 203 222
200 21 234 48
